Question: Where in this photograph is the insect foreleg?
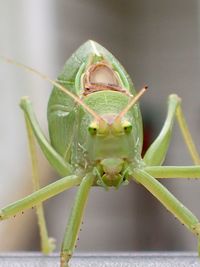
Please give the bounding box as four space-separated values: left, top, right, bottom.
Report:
20 97 73 176
0 175 81 220
132 168 200 254
143 94 200 166
60 173 95 267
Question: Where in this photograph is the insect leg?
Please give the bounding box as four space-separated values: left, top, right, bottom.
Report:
24 114 54 253
0 175 81 220
60 173 94 267
132 168 200 255
176 104 200 164
144 165 200 178
20 97 73 176
143 94 200 166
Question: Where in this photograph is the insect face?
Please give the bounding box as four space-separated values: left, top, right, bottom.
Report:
77 90 140 188
86 117 134 188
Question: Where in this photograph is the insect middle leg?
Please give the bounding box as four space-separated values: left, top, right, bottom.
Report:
60 173 94 267
132 168 200 255
0 175 81 220
0 174 81 257
144 165 200 178
143 165 200 251
143 94 200 166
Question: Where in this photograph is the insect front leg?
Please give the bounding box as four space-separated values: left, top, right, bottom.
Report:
131 168 200 255
20 97 73 176
60 173 95 267
143 94 200 166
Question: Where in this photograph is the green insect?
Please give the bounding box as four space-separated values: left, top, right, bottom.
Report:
1 40 200 267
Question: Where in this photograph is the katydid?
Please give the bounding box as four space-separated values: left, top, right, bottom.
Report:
1 40 200 267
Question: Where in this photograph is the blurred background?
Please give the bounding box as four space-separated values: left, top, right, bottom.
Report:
0 0 200 253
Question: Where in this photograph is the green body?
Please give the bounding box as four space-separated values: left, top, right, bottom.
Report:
48 41 143 182
48 41 143 186
1 40 200 267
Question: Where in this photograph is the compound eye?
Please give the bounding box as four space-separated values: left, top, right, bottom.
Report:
123 121 132 134
88 126 97 135
88 122 98 135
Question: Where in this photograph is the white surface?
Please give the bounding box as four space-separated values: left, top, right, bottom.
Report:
0 252 199 267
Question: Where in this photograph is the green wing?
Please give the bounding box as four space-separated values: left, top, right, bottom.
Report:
47 40 143 161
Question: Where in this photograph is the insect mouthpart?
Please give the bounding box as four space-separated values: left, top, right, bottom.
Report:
98 158 127 188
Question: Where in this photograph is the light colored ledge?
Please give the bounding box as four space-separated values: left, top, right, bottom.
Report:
0 252 199 266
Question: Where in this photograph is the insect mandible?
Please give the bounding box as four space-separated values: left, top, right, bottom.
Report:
1 40 200 267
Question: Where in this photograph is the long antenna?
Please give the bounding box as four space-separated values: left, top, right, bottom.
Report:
0 56 103 122
115 86 148 121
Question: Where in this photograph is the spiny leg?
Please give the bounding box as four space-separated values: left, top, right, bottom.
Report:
0 175 81 220
131 168 200 255
60 173 94 267
24 114 54 253
143 94 200 166
20 97 73 176
143 165 200 253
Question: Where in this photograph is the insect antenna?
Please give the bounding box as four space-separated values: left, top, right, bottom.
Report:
115 86 148 122
0 55 103 123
